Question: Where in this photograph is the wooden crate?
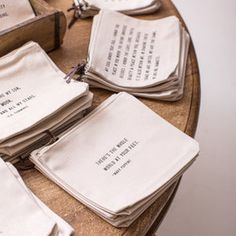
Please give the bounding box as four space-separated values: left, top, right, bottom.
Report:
0 0 67 57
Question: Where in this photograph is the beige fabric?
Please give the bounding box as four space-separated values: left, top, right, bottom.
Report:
0 0 35 32
79 0 159 12
6 162 74 236
30 92 199 227
74 0 161 15
0 158 56 236
0 42 93 161
84 10 190 101
74 0 161 18
0 93 93 157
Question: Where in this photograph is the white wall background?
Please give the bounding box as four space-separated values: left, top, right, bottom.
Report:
157 0 236 235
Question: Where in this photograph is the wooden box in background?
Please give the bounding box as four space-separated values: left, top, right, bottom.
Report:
0 0 67 57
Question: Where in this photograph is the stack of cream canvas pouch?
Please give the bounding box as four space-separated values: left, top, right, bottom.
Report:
30 92 199 227
0 41 93 163
72 0 161 19
0 158 74 236
0 0 35 32
83 10 190 101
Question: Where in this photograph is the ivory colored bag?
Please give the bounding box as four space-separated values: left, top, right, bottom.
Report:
0 0 35 31
30 92 199 227
0 158 74 236
72 0 161 17
6 162 74 236
0 41 93 163
82 10 190 101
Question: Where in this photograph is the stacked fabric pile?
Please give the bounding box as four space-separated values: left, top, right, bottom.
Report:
83 10 190 101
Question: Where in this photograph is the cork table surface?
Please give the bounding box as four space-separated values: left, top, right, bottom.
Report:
20 0 201 235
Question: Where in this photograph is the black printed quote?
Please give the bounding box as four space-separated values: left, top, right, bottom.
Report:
0 87 36 118
104 23 160 82
95 138 140 177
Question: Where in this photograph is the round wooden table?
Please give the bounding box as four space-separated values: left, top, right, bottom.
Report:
21 0 200 235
